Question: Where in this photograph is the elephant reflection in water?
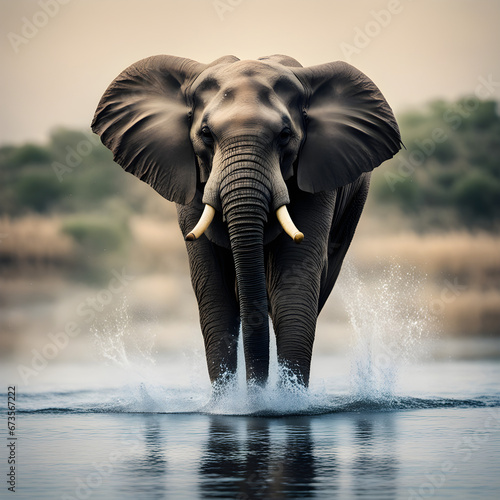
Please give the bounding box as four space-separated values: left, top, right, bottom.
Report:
92 54 401 387
108 414 399 497
199 417 318 498
198 414 399 498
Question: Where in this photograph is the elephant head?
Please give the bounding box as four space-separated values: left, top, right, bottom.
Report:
92 54 401 385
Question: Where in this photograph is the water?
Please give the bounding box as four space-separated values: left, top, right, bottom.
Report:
2 353 500 500
1 264 500 499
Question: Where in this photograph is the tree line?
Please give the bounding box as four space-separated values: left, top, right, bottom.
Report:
1 97 499 231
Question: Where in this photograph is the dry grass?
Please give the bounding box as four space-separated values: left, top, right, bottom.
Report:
1 215 499 336
350 231 500 335
352 231 500 289
0 216 75 273
128 216 188 274
442 290 500 335
130 216 185 253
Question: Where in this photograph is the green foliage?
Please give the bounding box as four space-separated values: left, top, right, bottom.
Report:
372 97 500 230
62 216 129 254
7 143 51 168
1 97 499 236
452 171 500 222
61 214 131 283
0 127 169 282
0 128 128 215
374 174 421 213
14 171 66 212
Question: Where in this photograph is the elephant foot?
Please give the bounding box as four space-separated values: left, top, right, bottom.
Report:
277 358 311 389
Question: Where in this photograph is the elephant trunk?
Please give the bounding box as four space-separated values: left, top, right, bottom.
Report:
226 205 269 384
212 136 286 384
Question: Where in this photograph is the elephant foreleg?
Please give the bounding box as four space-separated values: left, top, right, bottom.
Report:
268 252 322 386
178 204 240 384
266 193 334 386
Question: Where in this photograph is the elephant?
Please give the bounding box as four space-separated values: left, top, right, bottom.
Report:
91 54 401 387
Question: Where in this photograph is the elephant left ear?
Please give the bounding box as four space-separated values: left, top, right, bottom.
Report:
292 61 402 193
91 55 206 205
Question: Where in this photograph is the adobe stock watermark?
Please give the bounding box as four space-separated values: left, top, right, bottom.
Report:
408 408 500 499
340 0 407 62
385 73 500 192
61 436 142 500
7 0 73 54
17 268 134 385
52 133 101 182
213 0 243 21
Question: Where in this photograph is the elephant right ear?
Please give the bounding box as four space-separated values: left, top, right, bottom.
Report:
292 61 402 193
91 55 206 205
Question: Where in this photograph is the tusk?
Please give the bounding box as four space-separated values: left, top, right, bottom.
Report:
276 205 304 244
185 204 215 241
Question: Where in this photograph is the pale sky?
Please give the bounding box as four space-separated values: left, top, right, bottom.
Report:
1 0 499 144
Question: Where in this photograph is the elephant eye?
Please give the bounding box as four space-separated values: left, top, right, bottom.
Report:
200 126 214 146
278 128 292 146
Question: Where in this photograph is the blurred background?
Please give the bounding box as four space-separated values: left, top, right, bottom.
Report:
1 0 499 371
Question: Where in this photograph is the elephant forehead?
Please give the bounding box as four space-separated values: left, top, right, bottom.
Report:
219 59 289 78
191 60 304 98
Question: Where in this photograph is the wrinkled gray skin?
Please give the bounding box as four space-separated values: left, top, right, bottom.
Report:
92 54 401 387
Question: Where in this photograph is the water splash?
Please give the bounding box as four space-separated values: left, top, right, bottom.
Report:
203 366 320 416
90 298 193 412
92 298 156 369
74 263 435 415
89 304 323 415
339 261 431 402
